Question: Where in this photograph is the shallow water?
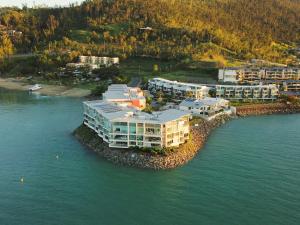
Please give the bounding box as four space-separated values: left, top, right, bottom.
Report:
0 88 299 225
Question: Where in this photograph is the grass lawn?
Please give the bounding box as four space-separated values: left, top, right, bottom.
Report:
120 57 218 84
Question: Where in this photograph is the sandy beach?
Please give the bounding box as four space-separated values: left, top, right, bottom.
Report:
0 78 91 97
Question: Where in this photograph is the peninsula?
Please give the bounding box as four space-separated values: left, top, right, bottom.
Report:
74 77 300 170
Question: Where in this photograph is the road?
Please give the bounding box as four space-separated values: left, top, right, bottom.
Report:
128 77 141 87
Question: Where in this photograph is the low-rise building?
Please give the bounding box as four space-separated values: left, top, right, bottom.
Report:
260 80 300 92
215 84 278 100
83 101 190 149
66 56 119 70
103 84 146 110
218 68 241 83
179 98 230 118
283 80 300 92
148 78 211 99
79 56 119 67
219 67 300 84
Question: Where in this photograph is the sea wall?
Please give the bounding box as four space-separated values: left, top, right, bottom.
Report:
236 103 300 116
73 115 231 170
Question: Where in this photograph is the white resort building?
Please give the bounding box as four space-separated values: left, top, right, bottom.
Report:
219 67 300 84
179 98 230 118
103 84 146 110
148 78 211 99
83 101 190 149
82 84 190 149
148 77 278 101
215 84 278 100
67 56 119 69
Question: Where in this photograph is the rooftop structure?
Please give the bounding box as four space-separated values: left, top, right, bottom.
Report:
83 100 190 149
148 78 211 99
179 97 230 118
103 84 146 110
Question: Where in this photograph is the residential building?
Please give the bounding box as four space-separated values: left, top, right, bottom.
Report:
79 56 119 67
215 84 278 100
102 84 146 110
283 80 300 92
83 101 190 149
66 56 119 70
218 68 241 83
264 68 300 80
179 98 230 118
148 78 211 99
261 80 300 92
7 30 22 37
219 67 300 84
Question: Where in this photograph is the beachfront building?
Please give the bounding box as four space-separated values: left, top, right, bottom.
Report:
215 84 279 100
148 78 211 99
103 84 146 110
66 56 119 70
219 67 300 84
179 98 230 118
83 101 190 149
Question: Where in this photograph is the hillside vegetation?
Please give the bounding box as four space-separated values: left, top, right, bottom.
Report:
0 0 300 67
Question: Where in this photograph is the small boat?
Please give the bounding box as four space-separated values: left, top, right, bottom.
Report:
29 84 42 92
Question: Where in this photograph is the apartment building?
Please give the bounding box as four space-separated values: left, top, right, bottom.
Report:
67 56 119 70
79 56 119 67
148 78 211 99
102 84 146 110
215 84 278 100
179 98 230 118
261 80 300 92
83 101 190 149
282 81 300 92
219 67 300 84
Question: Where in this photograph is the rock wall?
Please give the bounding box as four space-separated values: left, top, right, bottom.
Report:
236 103 300 116
73 115 231 170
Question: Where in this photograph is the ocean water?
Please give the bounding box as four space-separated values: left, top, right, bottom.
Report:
0 88 299 225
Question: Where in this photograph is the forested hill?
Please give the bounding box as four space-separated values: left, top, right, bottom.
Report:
1 0 300 65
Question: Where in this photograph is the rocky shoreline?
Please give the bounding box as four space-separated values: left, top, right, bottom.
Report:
236 103 300 116
74 102 300 170
73 114 231 170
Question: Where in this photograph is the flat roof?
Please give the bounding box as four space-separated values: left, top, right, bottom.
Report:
180 98 228 108
103 84 144 101
150 77 210 89
84 101 190 124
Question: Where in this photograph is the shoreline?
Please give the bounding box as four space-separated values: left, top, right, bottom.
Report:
0 78 91 97
236 103 300 116
74 104 300 170
73 115 231 170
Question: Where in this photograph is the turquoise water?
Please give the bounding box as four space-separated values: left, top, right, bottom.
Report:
0 88 299 225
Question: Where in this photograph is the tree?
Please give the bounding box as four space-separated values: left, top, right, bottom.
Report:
0 34 14 62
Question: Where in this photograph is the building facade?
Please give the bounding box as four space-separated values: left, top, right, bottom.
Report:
179 98 230 118
79 56 119 67
215 84 279 100
219 67 300 84
103 84 146 110
148 78 211 99
83 101 190 149
67 56 119 70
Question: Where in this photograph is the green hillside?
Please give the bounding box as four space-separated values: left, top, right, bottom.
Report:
1 0 300 67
